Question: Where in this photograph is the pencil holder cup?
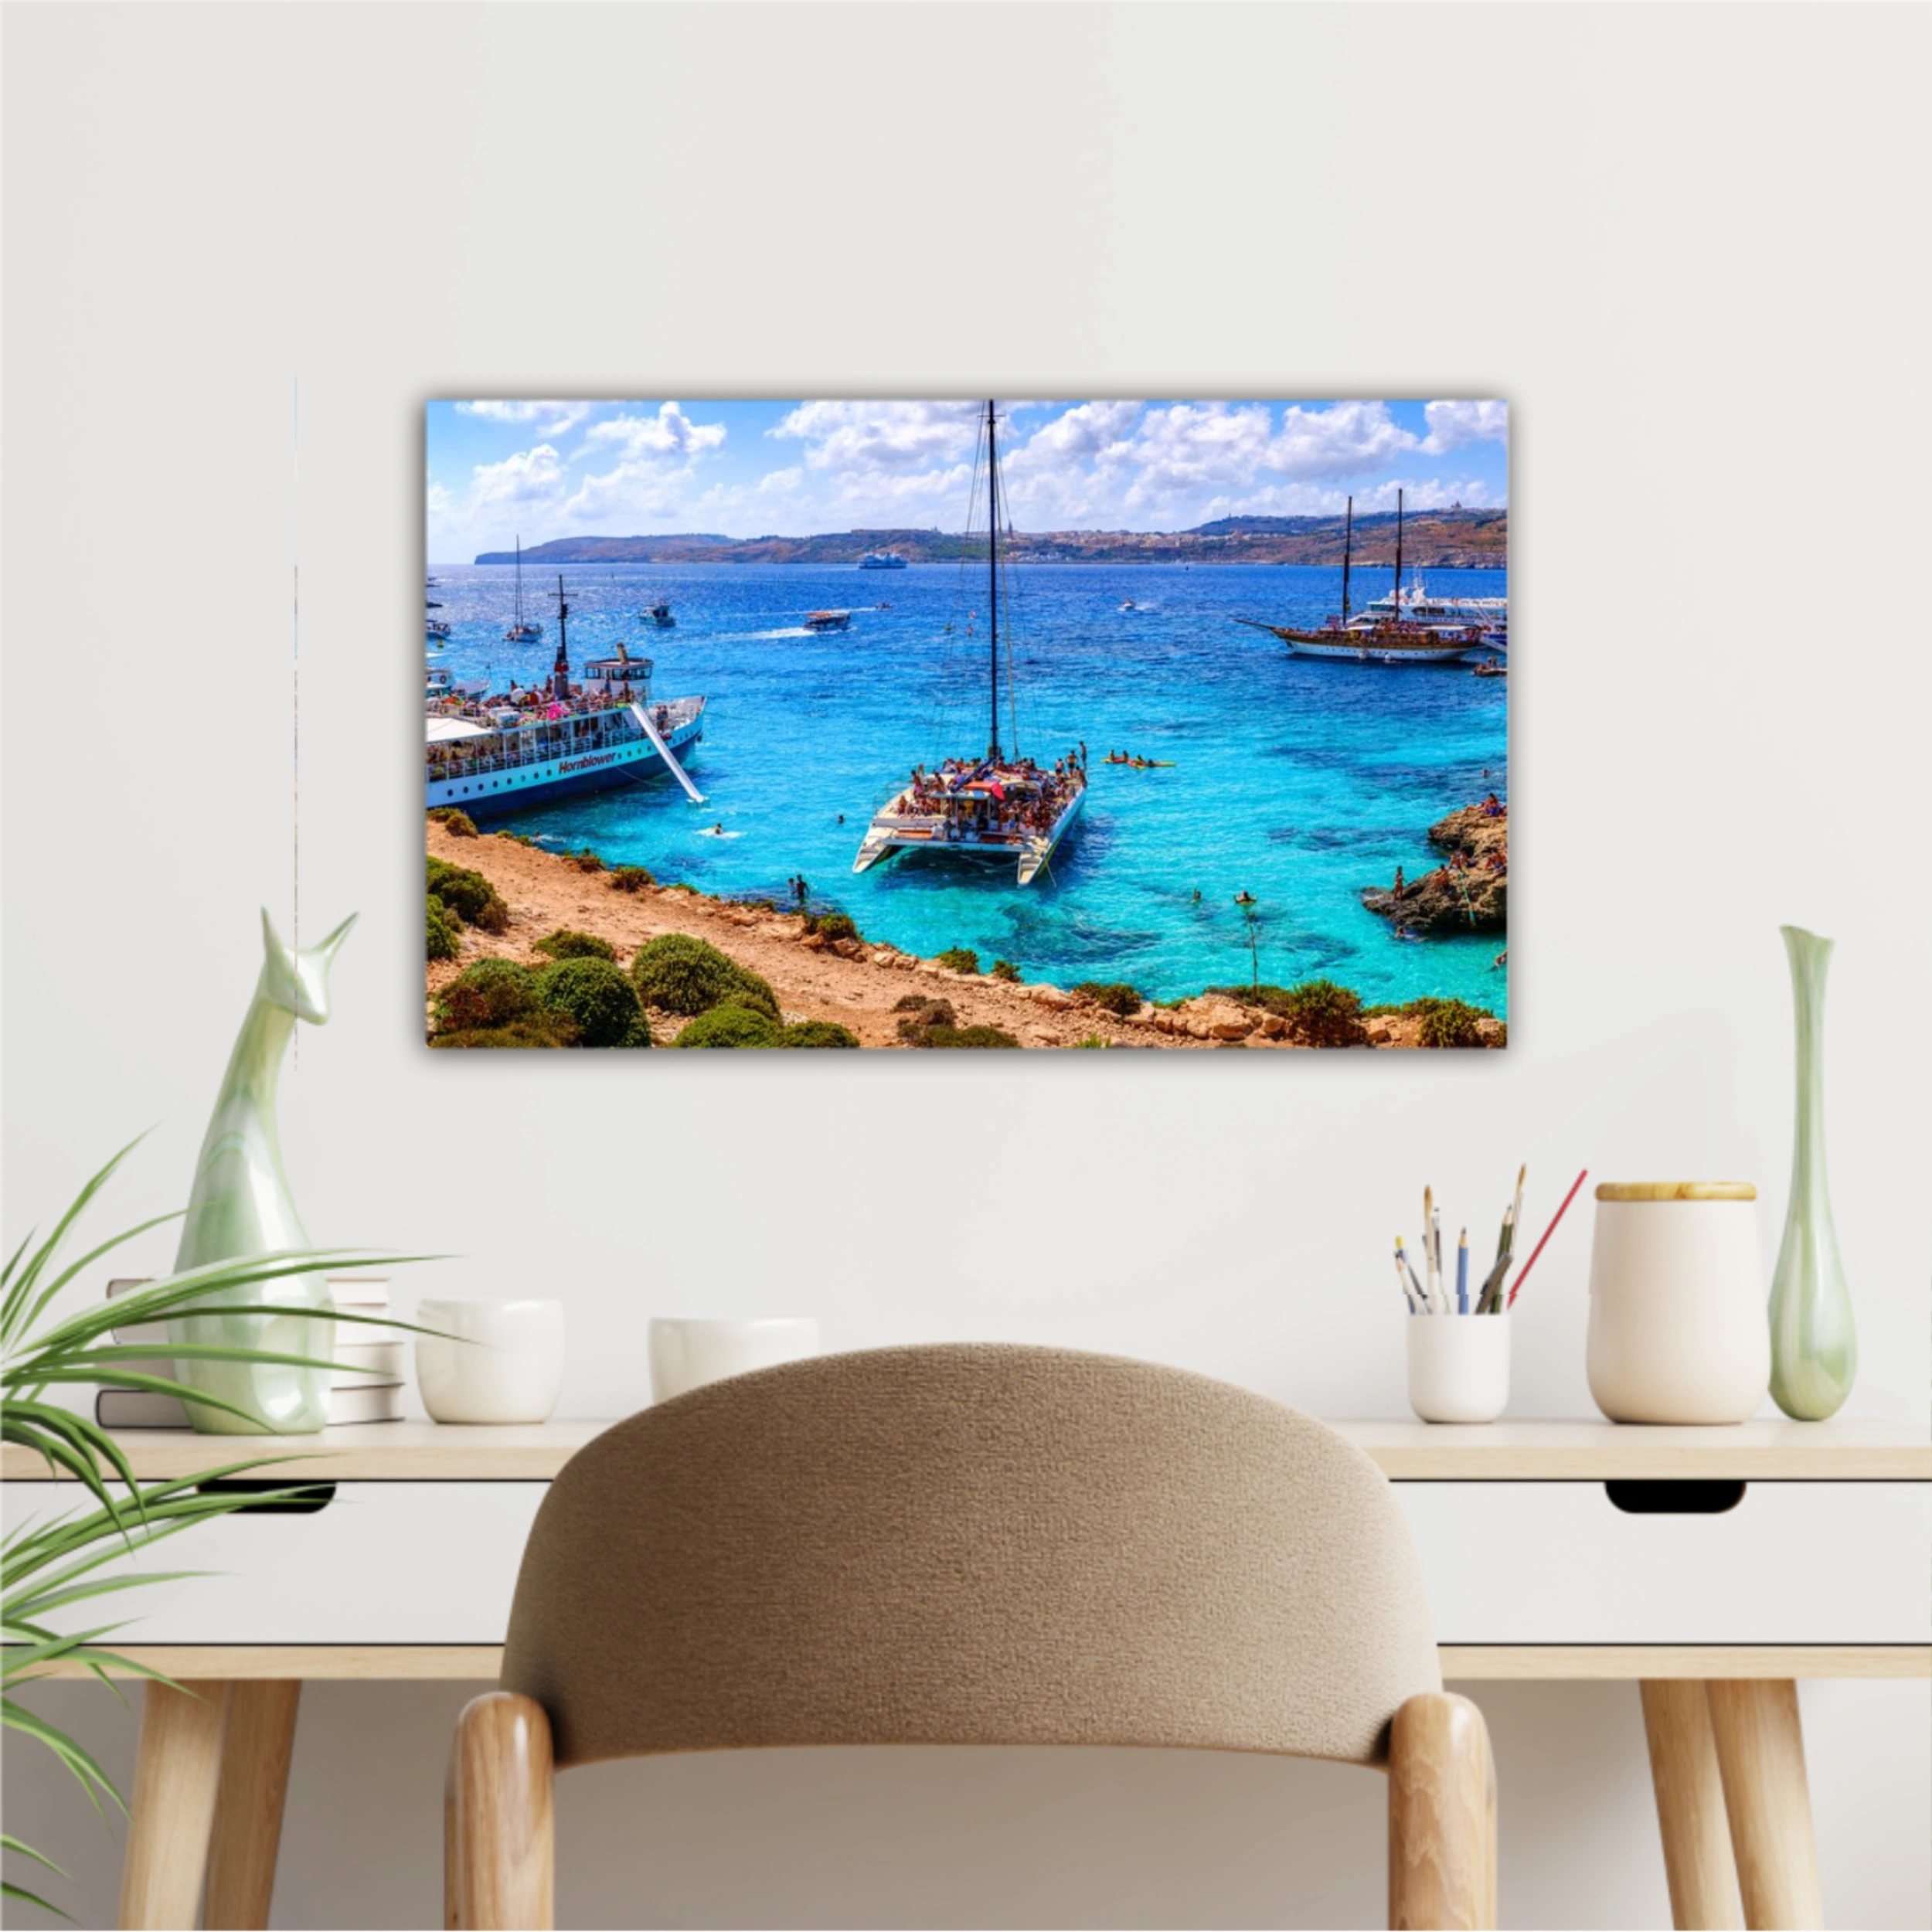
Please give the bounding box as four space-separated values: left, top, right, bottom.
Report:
1406 1315 1510 1424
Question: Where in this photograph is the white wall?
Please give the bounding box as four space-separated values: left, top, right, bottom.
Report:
3 4 1928 1927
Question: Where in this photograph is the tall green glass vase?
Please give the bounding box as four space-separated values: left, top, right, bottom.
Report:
1768 925 1857 1419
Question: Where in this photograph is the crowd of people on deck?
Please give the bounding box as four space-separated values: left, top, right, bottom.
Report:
894 745 1090 842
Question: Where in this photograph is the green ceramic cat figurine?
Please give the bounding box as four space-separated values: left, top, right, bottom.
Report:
168 910 356 1434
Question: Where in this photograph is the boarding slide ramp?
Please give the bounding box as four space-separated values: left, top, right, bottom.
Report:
628 703 706 806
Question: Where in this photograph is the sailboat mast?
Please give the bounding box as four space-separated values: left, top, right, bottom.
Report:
1393 488 1404 619
986 399 1001 761
551 574 570 699
1341 497 1353 624
514 536 523 625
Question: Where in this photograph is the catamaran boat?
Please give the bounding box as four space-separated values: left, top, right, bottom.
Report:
426 577 707 818
504 536 543 642
854 401 1087 888
804 609 853 632
1236 492 1488 666
858 549 908 570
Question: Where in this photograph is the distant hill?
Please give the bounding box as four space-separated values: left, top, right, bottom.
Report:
474 509 1507 570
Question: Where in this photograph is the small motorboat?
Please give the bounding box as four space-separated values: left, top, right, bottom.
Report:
804 609 852 633
643 600 675 628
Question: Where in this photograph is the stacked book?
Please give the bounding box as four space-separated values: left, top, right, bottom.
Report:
95 1274 407 1429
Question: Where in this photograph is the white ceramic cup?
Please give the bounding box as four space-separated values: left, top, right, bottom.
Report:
648 1318 819 1404
1406 1315 1511 1424
416 1298 565 1424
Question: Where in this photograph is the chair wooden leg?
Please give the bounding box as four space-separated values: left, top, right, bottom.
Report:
202 1680 301 1930
1389 1690 1496 1930
119 1681 233 1930
450 1692 554 1931
1641 1680 1743 1930
445 1740 462 1929
1707 1680 1824 1931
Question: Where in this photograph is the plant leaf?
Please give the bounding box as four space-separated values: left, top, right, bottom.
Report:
0 1134 151 1349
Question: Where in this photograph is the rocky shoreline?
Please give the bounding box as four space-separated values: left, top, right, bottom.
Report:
426 822 1504 1049
1361 800 1509 937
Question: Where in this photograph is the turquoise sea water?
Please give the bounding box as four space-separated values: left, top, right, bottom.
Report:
425 561 1508 1012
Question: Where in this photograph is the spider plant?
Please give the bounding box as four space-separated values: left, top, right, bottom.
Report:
2 1136 436 1919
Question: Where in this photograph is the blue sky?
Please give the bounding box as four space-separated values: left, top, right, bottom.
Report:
425 398 1508 560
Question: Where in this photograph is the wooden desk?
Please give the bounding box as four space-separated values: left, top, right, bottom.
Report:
6 1418 1927 1930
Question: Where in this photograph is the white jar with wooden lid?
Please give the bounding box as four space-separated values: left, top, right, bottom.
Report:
1587 1183 1769 1423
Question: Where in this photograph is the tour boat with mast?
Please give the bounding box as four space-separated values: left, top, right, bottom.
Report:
1235 491 1487 665
504 536 543 642
853 400 1087 887
427 574 708 818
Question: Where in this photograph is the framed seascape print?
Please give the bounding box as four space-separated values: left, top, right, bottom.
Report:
423 397 1508 1051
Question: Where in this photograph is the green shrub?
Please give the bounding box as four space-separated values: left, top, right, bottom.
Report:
536 957 643 1048
914 1023 1021 1049
934 947 980 974
777 1020 861 1049
621 1015 655 1049
630 934 777 1019
1406 997 1491 1049
1073 1036 1111 1049
570 848 607 873
1280 980 1369 1047
434 959 539 1033
806 910 861 943
427 855 509 934
427 807 478 837
608 865 653 893
671 1003 782 1049
427 896 461 963
894 996 957 1042
533 928 617 962
1072 981 1141 1017
429 1015 577 1050
990 958 1022 982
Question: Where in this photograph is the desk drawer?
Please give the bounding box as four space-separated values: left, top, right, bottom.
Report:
1397 1481 1931 1645
2 1481 544 1644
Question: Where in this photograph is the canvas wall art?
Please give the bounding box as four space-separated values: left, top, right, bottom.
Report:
423 398 1508 1050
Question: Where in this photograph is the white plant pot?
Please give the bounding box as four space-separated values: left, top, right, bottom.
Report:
416 1298 565 1425
1406 1315 1511 1424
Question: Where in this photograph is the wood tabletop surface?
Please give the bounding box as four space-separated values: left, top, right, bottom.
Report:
6 1417 1927 1483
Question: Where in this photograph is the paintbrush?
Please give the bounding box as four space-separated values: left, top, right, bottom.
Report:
1477 1206 1514 1312
1396 1236 1427 1310
1393 1245 1422 1314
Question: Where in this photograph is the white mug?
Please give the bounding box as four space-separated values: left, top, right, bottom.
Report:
416 1298 565 1424
648 1318 819 1404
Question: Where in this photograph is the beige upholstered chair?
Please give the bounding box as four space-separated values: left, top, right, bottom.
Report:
447 1345 1496 1930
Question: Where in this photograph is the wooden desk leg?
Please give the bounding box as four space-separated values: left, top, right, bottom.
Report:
203 1681 301 1930
1641 1681 1742 1930
119 1681 232 1930
1707 1680 1825 1931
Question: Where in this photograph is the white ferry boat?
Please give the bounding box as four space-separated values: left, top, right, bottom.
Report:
854 402 1087 887
858 549 908 570
426 582 706 818
1362 572 1507 648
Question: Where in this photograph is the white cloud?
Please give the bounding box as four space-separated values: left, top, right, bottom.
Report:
1267 400 1417 477
770 399 982 473
468 443 568 512
457 399 594 437
582 401 726 461
1419 399 1508 455
1015 398 1143 464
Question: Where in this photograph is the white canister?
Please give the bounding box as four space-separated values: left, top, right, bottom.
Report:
1587 1183 1768 1424
1406 1316 1511 1424
648 1318 819 1404
416 1298 566 1425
